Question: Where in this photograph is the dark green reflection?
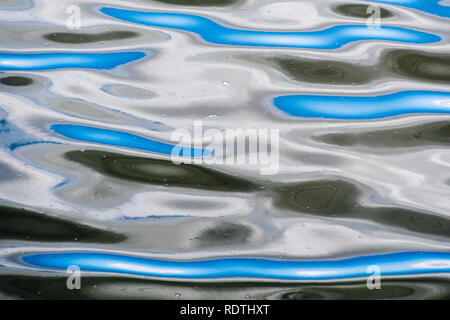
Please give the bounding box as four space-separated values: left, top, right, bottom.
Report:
1 276 448 300
44 31 138 44
151 0 239 6
277 281 445 300
274 180 354 214
273 180 450 238
195 222 251 248
0 206 125 243
387 50 450 83
65 151 449 238
0 76 33 86
65 150 256 192
272 58 370 85
316 121 450 148
334 4 393 18
262 49 449 85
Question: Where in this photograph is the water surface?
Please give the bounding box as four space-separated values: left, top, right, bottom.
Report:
0 0 449 300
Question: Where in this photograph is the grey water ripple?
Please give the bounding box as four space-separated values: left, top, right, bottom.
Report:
0 0 449 300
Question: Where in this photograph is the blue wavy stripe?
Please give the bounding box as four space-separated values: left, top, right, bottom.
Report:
22 251 450 280
9 141 60 151
51 124 204 157
364 0 450 19
273 91 450 120
0 52 145 70
100 7 440 49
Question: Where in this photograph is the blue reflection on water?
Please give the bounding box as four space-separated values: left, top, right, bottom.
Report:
0 111 56 150
273 91 450 119
100 7 440 49
51 124 204 157
365 0 450 18
0 52 145 70
22 251 450 280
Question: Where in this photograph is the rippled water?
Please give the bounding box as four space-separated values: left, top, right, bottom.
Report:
0 0 449 300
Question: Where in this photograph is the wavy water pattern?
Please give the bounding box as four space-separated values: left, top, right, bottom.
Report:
274 91 450 119
365 0 450 18
0 52 145 70
101 7 441 49
21 251 450 281
0 0 449 300
51 124 203 157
